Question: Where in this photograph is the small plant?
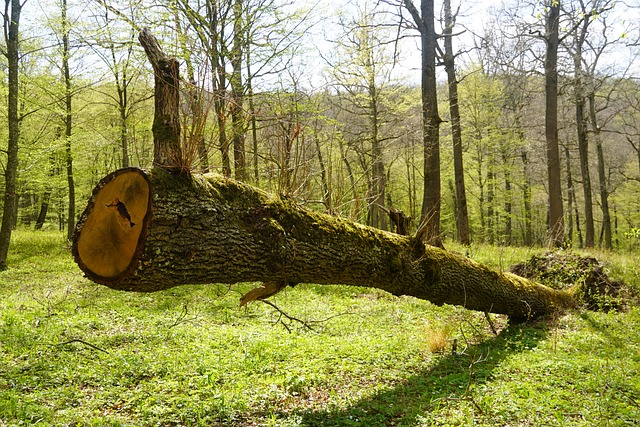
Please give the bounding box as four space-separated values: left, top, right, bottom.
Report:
423 324 451 354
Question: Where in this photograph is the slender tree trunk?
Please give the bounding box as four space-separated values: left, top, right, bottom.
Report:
589 94 611 249
545 0 564 247
565 145 584 247
111 42 130 168
62 0 75 241
575 74 594 247
443 0 469 245
0 0 22 269
502 151 513 245
564 145 575 246
521 149 533 246
487 163 495 245
207 1 231 176
230 0 246 181
404 0 442 247
247 53 259 182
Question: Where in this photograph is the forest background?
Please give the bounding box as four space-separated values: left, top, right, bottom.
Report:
1 1 640 426
1 0 640 259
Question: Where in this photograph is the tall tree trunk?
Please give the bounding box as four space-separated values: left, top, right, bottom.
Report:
544 0 564 247
566 145 584 247
589 93 611 249
110 40 130 168
570 2 598 248
62 0 75 241
0 0 22 269
443 0 469 245
564 145 575 246
369 77 386 231
404 0 442 247
576 97 594 247
206 1 231 176
521 149 533 246
230 0 246 181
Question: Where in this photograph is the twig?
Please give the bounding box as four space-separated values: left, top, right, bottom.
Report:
484 312 499 336
55 339 109 354
260 300 314 332
168 303 201 328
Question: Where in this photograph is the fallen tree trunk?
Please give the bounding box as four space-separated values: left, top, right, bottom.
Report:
72 29 577 321
72 166 576 321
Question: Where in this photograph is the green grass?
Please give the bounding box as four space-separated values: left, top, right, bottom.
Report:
1 230 639 426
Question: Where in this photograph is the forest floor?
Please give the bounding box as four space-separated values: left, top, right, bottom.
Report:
1 230 639 426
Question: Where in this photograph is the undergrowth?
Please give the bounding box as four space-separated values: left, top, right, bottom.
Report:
0 230 638 426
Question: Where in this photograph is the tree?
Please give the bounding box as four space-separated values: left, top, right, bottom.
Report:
69 30 594 327
544 0 565 247
442 0 469 245
324 1 398 230
0 0 24 269
402 0 443 247
60 0 75 241
90 0 152 169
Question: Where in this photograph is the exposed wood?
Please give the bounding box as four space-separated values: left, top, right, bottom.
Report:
72 167 577 321
72 168 152 283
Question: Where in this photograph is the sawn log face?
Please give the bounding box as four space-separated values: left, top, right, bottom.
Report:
73 167 576 320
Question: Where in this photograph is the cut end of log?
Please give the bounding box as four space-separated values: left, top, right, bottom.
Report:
72 168 152 284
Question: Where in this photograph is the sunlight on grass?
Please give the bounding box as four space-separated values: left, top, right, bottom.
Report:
0 230 638 426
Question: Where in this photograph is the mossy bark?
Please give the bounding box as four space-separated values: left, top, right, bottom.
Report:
73 167 576 321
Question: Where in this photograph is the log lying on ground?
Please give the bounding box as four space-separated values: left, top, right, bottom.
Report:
72 166 576 321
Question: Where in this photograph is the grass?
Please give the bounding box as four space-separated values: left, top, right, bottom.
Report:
0 230 639 426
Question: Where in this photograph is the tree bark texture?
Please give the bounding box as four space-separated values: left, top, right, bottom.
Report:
403 0 442 247
72 167 576 321
0 0 23 269
544 0 565 247
443 0 470 245
138 28 183 170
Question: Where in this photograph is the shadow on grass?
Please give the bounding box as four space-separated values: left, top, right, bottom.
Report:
289 321 550 427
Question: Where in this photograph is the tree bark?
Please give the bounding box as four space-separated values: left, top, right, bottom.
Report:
404 0 442 248
72 167 576 321
544 0 565 247
0 0 23 270
138 28 183 170
443 0 470 245
589 93 612 249
62 0 75 241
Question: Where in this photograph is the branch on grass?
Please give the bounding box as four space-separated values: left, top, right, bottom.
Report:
260 299 314 333
55 339 110 354
168 303 202 328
